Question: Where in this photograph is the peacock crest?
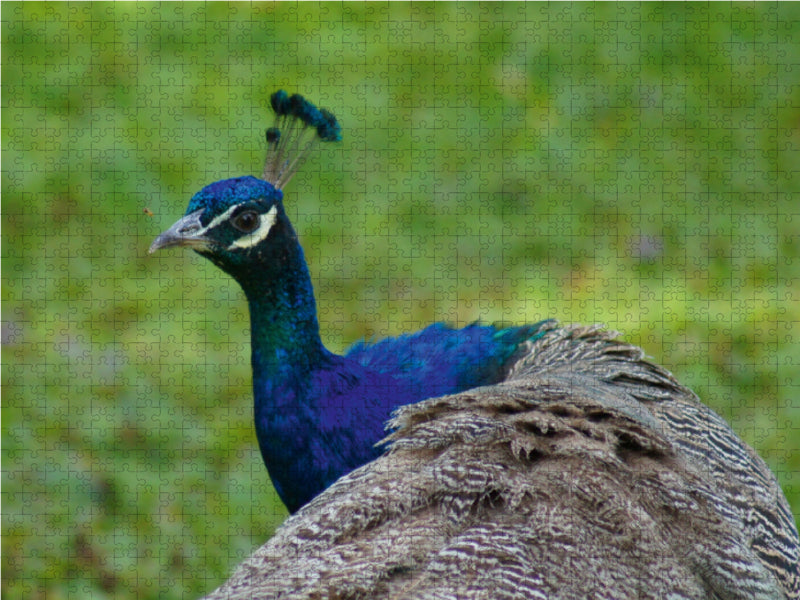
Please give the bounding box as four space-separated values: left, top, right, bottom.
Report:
261 90 341 189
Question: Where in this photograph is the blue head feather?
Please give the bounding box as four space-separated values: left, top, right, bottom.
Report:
270 89 292 116
270 90 339 139
186 176 283 219
316 109 341 142
265 127 281 144
263 91 341 186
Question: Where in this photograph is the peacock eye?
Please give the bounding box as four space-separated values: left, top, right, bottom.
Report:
232 210 260 233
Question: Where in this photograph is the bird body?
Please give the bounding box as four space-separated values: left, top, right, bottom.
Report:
203 325 800 599
151 92 800 597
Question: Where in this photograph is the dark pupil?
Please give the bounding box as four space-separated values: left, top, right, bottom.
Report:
234 211 259 232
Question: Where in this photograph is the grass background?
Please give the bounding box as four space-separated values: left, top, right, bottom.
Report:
3 3 799 598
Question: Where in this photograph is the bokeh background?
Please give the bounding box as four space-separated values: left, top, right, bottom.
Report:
4 3 799 598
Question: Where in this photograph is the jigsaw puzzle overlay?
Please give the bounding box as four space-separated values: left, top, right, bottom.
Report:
3 3 799 598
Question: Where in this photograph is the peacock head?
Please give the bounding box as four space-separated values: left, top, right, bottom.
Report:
150 91 340 278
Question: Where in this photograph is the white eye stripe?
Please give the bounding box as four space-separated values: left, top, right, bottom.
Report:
191 204 241 239
228 205 278 250
205 204 241 232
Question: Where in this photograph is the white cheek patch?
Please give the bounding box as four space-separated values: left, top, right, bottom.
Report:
228 205 278 250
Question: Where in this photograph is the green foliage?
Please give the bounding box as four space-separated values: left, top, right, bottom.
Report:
3 3 799 598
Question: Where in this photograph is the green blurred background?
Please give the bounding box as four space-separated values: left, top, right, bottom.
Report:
3 3 799 598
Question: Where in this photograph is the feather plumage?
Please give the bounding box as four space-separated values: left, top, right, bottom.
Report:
204 325 799 600
151 92 799 598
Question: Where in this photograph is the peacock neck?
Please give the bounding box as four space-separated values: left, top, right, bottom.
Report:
234 227 378 511
220 211 392 511
240 254 328 401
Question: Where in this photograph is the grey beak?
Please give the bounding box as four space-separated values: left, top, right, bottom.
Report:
149 210 208 254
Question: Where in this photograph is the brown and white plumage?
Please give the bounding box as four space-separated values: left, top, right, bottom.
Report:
205 324 799 600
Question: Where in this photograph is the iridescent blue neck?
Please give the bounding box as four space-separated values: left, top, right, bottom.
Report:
234 219 327 391
226 215 364 511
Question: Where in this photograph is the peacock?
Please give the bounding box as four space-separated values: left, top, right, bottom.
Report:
151 92 800 598
150 91 551 513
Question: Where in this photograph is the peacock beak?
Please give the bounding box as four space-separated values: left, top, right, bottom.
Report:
149 210 209 254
